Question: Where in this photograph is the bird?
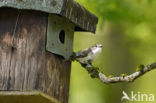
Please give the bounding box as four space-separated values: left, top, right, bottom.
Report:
72 44 103 64
121 91 131 101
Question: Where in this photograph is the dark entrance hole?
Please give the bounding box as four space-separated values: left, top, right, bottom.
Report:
59 30 65 44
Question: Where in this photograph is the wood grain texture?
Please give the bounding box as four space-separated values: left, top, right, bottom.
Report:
0 8 71 103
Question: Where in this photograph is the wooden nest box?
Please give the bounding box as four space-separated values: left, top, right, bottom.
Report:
0 0 98 103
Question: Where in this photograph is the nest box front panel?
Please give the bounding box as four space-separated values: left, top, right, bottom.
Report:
46 14 74 59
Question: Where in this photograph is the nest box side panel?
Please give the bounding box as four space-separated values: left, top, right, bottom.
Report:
0 8 48 90
40 52 71 103
0 8 71 103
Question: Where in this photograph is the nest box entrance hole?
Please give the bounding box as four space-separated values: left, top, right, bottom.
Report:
59 30 65 44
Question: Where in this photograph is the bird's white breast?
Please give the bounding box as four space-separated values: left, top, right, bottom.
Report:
92 47 102 60
92 47 102 54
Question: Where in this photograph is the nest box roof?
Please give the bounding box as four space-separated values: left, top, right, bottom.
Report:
0 0 98 33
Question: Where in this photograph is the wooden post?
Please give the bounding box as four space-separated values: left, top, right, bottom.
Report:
0 8 71 103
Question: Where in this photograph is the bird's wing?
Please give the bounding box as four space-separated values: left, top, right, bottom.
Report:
75 48 92 58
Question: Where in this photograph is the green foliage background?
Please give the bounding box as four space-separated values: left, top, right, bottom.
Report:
69 0 156 103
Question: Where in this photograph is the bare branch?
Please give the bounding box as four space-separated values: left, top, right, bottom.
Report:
74 60 156 84
98 62 156 84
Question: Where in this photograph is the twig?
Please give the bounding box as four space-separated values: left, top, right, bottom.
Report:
98 62 156 83
74 60 156 84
